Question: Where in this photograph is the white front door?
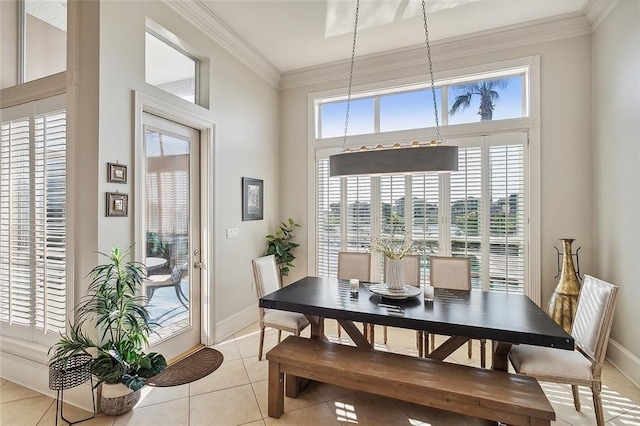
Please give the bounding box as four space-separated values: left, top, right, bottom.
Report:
141 112 202 360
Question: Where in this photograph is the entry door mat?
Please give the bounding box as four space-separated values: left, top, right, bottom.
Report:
147 348 224 387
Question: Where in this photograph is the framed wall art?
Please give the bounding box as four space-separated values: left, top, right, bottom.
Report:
106 192 129 217
242 177 263 221
107 162 128 183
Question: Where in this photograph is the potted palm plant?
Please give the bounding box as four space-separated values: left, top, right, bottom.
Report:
49 246 167 415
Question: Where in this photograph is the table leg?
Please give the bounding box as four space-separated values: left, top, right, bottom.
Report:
305 315 326 340
337 320 373 349
427 336 469 361
492 342 512 371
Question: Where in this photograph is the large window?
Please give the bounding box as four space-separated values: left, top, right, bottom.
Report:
316 133 526 293
0 95 67 345
312 61 537 295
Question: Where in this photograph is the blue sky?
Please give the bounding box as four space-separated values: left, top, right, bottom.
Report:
320 76 523 138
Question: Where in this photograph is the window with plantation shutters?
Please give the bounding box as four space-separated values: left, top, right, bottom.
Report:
488 141 525 293
411 173 440 283
450 145 483 289
314 133 527 294
0 96 67 345
316 158 341 277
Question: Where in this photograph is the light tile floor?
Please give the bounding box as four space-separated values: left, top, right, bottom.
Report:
2 320 639 425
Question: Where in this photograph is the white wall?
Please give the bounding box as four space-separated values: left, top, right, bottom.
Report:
592 0 640 386
281 35 594 304
0 0 18 88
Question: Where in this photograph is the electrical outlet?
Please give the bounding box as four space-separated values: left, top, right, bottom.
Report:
226 228 239 239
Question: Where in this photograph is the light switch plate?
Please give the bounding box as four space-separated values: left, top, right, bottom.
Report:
226 228 239 239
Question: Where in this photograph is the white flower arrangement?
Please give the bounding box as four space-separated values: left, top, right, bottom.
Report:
369 235 420 260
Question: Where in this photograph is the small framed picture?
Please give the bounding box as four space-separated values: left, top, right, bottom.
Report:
107 162 128 184
106 192 128 217
242 177 263 221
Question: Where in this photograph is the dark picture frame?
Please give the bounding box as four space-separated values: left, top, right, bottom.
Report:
242 177 263 221
107 162 128 184
106 192 129 217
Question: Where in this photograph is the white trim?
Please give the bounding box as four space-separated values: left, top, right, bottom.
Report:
133 91 217 346
606 338 640 389
282 14 590 89
164 0 281 88
527 56 541 305
215 305 258 343
583 0 619 29
0 72 66 109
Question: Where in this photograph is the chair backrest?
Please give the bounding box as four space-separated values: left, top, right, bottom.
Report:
170 265 184 284
571 275 618 367
429 256 471 290
385 255 421 287
252 255 281 300
337 252 371 282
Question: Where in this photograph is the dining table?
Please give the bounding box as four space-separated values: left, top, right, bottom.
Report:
259 276 574 371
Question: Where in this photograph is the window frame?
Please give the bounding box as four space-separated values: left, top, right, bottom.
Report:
308 56 541 302
145 26 201 105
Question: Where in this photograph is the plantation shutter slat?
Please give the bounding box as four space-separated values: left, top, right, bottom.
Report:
412 174 440 285
34 110 67 332
379 176 406 278
1 99 67 343
489 144 525 294
450 146 483 290
345 176 371 252
317 158 341 277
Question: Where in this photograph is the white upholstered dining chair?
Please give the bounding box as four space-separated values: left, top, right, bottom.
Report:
428 256 486 367
508 275 618 426
382 255 426 355
252 255 310 361
336 252 371 339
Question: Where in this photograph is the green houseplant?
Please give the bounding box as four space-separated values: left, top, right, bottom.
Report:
49 246 166 414
265 218 301 278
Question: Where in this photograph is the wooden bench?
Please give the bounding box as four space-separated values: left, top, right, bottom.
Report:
266 336 555 425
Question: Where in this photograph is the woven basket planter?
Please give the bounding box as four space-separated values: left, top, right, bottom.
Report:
100 383 141 416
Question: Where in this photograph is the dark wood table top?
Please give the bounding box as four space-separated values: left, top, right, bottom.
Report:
260 276 574 350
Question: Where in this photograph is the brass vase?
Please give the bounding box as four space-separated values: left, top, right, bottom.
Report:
547 238 581 333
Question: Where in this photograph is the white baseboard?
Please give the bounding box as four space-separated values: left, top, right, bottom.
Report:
607 338 640 388
0 350 95 412
215 304 258 343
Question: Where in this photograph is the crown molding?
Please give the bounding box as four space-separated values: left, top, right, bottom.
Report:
582 0 619 29
281 13 591 90
165 0 281 88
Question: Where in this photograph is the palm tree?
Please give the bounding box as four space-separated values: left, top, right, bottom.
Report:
449 78 510 121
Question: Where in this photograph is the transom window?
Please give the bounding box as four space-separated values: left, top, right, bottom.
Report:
316 70 526 139
22 0 67 83
145 28 199 104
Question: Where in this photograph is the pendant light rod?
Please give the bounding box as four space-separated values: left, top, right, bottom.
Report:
342 0 360 151
329 0 458 177
421 0 442 143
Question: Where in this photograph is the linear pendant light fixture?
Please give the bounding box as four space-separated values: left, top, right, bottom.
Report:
329 0 458 177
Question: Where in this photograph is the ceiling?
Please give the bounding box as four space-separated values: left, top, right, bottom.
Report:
204 0 590 73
